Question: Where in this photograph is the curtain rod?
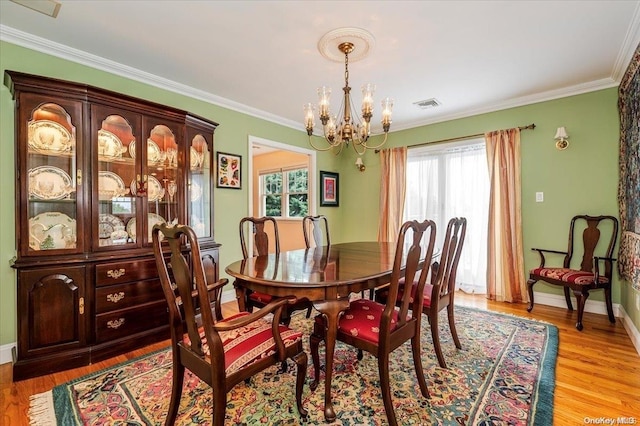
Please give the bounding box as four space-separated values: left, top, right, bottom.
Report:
375 123 536 153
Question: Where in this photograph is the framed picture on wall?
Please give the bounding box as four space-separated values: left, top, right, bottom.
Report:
320 171 339 207
216 151 242 189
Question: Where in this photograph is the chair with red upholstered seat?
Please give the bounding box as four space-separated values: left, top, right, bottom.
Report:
152 223 307 426
238 216 311 323
309 219 436 426
376 216 467 369
527 214 618 331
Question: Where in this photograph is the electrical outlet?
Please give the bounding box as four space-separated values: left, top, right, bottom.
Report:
636 293 640 310
535 192 544 202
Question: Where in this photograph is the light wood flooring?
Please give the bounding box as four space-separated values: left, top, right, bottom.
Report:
1 293 639 425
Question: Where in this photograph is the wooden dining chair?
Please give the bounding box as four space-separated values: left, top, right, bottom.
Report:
152 223 307 426
376 216 467 369
527 214 618 331
238 216 312 322
303 215 330 248
309 219 437 426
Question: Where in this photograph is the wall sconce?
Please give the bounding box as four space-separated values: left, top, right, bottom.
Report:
355 156 365 172
554 127 569 150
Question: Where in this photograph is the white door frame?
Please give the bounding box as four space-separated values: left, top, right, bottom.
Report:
247 134 317 220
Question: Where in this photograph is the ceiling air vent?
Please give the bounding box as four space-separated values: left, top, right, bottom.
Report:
414 98 440 109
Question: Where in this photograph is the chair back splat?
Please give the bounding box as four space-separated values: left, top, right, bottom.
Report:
237 216 312 323
376 217 467 369
527 214 619 331
240 216 280 258
303 215 330 248
152 223 307 426
310 219 436 426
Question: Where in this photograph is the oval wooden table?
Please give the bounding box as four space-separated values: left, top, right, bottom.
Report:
225 241 404 422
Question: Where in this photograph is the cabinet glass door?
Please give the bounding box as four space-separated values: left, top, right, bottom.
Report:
96 114 138 248
26 102 80 253
189 133 211 238
145 124 179 244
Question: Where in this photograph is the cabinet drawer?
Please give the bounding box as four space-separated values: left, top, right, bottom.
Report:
95 279 165 314
94 300 168 343
96 258 158 287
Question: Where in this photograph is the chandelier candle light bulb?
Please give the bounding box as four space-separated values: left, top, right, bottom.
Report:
305 28 393 155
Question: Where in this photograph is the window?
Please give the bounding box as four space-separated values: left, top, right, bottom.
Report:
260 167 309 218
403 139 489 294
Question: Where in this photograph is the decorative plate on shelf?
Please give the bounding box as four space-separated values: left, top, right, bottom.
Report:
28 120 73 153
130 175 165 202
28 166 75 200
98 171 129 200
126 213 167 241
97 129 127 159
29 212 77 251
98 214 125 239
190 147 202 168
129 139 163 164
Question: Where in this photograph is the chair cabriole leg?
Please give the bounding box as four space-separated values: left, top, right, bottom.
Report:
447 304 461 350
526 279 536 312
165 362 184 426
573 288 589 331
293 350 308 418
429 310 447 369
604 286 616 324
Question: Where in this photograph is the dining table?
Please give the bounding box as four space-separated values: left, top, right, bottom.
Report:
225 241 416 422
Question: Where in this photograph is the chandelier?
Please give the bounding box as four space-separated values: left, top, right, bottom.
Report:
304 29 393 155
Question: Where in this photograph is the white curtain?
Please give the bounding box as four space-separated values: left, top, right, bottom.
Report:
403 139 489 294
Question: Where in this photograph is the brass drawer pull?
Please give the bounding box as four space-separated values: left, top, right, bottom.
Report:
107 318 125 329
107 268 126 279
106 292 125 303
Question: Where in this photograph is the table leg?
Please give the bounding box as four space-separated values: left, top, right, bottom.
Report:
312 298 350 422
234 282 247 312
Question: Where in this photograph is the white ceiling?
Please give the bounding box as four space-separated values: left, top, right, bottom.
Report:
1 1 640 135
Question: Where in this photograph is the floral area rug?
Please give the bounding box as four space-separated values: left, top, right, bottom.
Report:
29 306 557 425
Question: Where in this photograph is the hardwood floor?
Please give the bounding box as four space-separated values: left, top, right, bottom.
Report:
1 293 639 425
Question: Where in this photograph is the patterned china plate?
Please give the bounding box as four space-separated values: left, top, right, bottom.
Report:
98 130 127 159
98 214 125 239
29 212 77 251
127 213 167 241
28 166 75 200
28 120 73 153
190 147 202 168
129 139 163 164
98 171 129 200
130 175 165 202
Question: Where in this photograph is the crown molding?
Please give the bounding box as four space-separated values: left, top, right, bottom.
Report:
0 25 302 131
612 2 640 82
1 23 634 136
391 77 620 132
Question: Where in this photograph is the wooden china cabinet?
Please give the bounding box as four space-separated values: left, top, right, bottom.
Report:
5 71 220 380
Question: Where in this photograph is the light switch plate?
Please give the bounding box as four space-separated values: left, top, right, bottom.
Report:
535 192 544 202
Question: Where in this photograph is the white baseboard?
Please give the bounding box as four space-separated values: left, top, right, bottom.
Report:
533 290 640 356
222 288 236 304
619 305 640 356
532 290 622 317
0 342 14 366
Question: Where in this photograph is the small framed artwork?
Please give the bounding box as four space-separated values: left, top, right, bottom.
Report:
320 171 339 207
216 151 242 189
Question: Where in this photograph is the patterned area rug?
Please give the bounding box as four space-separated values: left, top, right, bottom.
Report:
29 306 557 425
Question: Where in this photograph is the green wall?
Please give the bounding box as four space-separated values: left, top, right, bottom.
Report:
1 40 637 350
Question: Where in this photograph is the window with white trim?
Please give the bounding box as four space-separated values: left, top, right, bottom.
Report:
260 166 309 218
